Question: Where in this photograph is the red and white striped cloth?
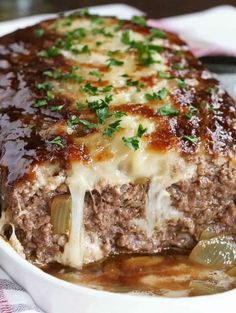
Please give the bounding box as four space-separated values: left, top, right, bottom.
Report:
0 268 43 313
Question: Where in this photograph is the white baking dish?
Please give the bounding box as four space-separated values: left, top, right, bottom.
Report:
0 238 234 313
0 4 235 313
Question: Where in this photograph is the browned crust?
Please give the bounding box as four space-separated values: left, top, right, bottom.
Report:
0 15 235 187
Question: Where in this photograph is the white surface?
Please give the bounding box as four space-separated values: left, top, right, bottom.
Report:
149 5 236 56
0 4 235 313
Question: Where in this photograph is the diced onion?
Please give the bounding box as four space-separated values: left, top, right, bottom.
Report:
199 226 223 241
189 235 236 267
51 194 71 234
189 280 226 296
226 267 236 277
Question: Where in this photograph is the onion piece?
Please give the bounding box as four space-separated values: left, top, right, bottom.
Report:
226 267 236 277
51 194 71 234
199 226 224 241
189 235 236 267
189 280 226 296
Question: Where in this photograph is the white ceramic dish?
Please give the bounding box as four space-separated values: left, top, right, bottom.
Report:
0 4 235 313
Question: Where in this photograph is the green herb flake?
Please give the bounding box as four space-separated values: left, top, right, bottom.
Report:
114 111 127 118
206 87 218 95
107 50 120 57
131 15 147 27
185 105 198 119
157 71 172 79
172 63 186 70
76 101 85 111
150 28 166 39
50 105 64 112
101 85 113 93
157 103 179 117
201 101 214 112
103 120 121 137
137 124 147 138
92 27 113 37
121 30 132 45
81 83 98 95
106 58 124 67
34 28 45 37
39 46 61 58
49 136 64 148
34 99 48 108
87 95 113 124
67 115 97 129
145 87 168 101
89 70 104 81
182 135 198 144
176 78 187 89
36 82 52 91
122 136 140 151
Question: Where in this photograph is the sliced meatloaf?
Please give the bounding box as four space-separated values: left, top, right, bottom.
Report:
0 10 235 268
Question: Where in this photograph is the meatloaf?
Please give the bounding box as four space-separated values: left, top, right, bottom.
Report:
0 10 235 268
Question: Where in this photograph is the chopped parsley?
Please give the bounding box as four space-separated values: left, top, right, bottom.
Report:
106 58 124 67
182 135 198 144
150 28 166 39
76 101 85 111
131 15 147 27
186 105 198 119
43 66 83 84
157 104 179 117
122 124 147 151
103 120 121 137
101 85 113 93
92 27 113 37
67 115 98 129
107 50 120 57
49 136 64 148
176 78 187 89
81 83 98 95
114 111 127 118
34 28 45 37
201 101 214 112
157 71 173 79
121 30 132 45
145 87 168 101
36 81 52 91
172 63 186 70
87 95 113 124
89 70 104 81
206 87 218 95
34 99 47 108
39 46 61 58
50 105 64 112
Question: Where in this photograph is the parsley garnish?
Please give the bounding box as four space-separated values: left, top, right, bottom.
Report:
145 87 168 101
50 105 64 112
36 81 52 91
92 27 113 37
106 58 124 67
43 67 83 83
157 71 173 79
49 136 64 148
101 85 113 93
122 124 147 151
34 28 45 37
89 70 104 81
103 120 121 137
150 28 166 39
131 16 147 26
182 135 198 144
76 101 85 111
121 30 132 45
81 83 98 95
157 104 179 117
176 78 187 89
67 115 97 129
172 63 185 70
186 105 198 119
39 46 61 58
87 95 113 124
206 87 218 95
114 111 127 118
34 99 47 108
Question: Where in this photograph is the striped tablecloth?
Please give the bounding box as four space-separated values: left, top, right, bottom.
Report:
0 268 43 313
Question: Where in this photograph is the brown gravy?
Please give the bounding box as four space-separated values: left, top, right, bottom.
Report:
44 254 236 297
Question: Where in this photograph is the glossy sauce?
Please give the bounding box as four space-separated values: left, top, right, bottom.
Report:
44 253 236 297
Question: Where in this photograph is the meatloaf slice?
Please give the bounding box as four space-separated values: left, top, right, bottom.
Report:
0 10 235 268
